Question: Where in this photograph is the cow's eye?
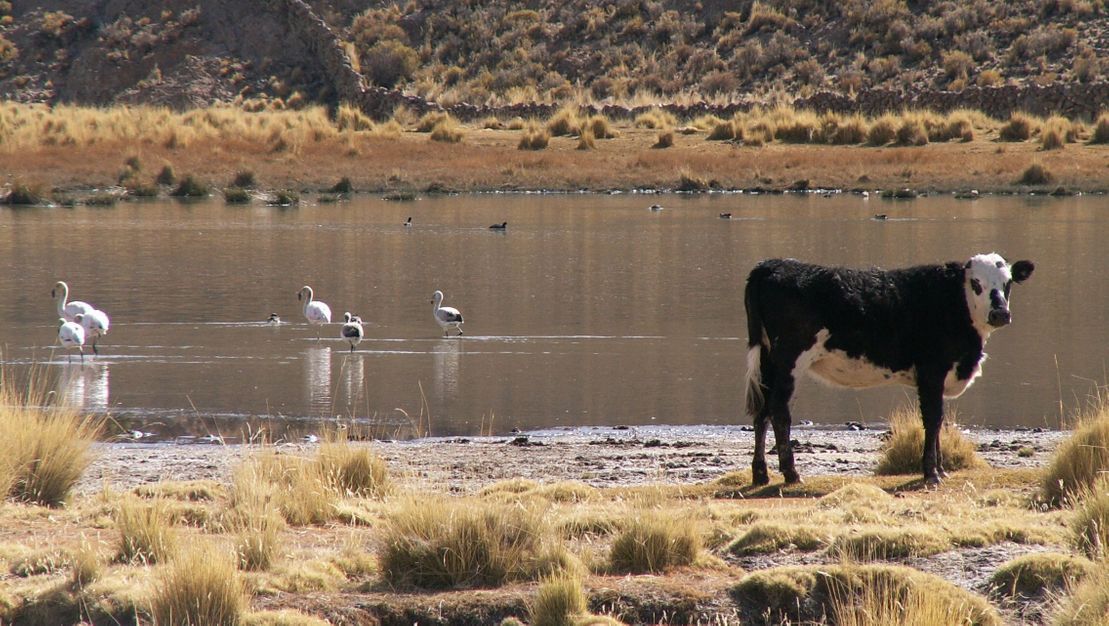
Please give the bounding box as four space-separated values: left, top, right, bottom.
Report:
970 278 983 295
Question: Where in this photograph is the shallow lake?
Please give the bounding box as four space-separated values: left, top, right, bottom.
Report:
0 193 1104 439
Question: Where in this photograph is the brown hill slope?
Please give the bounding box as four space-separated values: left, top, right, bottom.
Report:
0 1 1106 116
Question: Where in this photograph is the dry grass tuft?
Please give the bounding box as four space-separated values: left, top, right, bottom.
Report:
819 483 892 509
1072 475 1109 558
149 542 247 626
825 114 868 144
116 497 179 564
653 130 674 148
988 552 1095 601
608 512 701 574
586 115 616 139
866 115 898 146
634 109 677 130
727 522 825 556
242 610 331 626
415 111 449 133
1054 564 1109 626
430 117 464 143
318 435 390 498
896 119 930 146
875 406 985 476
518 123 550 150
547 106 582 137
1090 113 1109 144
70 540 102 588
379 497 565 589
1017 162 1054 186
576 129 596 150
1042 397 1109 506
734 564 1001 625
999 112 1039 141
829 527 949 560
0 375 103 506
706 120 738 141
676 168 710 191
529 573 587 626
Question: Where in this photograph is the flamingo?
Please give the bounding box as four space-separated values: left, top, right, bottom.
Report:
431 290 464 336
80 308 110 355
404 217 412 227
58 315 86 362
52 281 93 321
340 312 364 352
297 286 331 340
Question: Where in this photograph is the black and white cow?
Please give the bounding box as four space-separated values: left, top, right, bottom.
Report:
744 253 1034 485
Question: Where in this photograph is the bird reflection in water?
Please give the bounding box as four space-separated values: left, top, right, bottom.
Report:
303 345 331 417
335 353 365 417
56 362 110 413
432 338 461 398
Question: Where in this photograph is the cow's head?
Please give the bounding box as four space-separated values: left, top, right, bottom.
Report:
964 253 1034 333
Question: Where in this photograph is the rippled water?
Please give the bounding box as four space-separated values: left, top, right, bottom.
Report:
0 193 1104 438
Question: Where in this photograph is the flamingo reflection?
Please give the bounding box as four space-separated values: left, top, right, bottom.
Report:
56 362 110 413
432 338 461 398
335 353 365 416
303 345 332 417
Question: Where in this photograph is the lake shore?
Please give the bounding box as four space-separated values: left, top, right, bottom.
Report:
78 423 1068 496
5 124 1109 199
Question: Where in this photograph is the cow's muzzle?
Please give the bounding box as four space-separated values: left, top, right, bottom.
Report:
988 309 1011 327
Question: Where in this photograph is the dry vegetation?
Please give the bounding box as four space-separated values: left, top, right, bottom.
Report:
0 392 1107 624
0 102 1106 197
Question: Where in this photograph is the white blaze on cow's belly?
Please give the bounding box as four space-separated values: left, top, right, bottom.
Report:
942 354 985 398
793 329 915 389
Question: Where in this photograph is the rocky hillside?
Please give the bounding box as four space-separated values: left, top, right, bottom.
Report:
0 0 1106 115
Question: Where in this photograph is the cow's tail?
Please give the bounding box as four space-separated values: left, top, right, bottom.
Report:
744 272 767 417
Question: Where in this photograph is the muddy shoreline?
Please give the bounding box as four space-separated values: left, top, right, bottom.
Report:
78 423 1067 496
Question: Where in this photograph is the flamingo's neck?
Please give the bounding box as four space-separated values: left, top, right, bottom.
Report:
301 289 313 316
54 286 68 317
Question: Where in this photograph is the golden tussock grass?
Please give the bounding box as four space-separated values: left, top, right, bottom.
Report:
727 521 826 556
529 573 588 626
634 109 677 130
242 610 331 626
652 130 674 148
0 372 103 506
875 405 985 476
232 452 333 526
379 497 570 589
576 129 596 150
999 112 1040 141
1090 112 1109 144
866 115 899 146
547 106 582 137
518 123 550 150
1072 475 1109 559
735 563 1001 625
1053 563 1109 626
318 433 390 498
149 541 247 626
1041 396 1109 506
115 497 179 564
608 511 701 574
829 526 950 560
987 552 1095 601
430 116 464 143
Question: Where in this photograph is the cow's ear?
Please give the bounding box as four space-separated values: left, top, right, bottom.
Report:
1011 260 1035 283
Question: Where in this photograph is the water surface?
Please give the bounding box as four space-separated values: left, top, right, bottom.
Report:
0 193 1104 438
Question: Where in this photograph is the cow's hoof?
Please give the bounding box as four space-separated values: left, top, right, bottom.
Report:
783 472 803 485
752 473 770 486
924 474 942 486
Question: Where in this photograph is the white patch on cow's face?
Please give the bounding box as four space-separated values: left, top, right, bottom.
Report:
797 329 916 389
964 253 1017 337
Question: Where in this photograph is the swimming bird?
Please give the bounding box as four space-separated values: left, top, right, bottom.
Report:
297 286 332 340
719 212 732 219
341 312 364 352
431 290 464 336
267 313 281 325
649 204 663 211
80 308 110 355
404 217 412 227
489 221 507 230
58 315 86 362
51 281 94 322
872 214 888 221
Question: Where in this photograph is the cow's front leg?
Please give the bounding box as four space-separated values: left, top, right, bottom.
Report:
917 373 945 485
771 374 801 484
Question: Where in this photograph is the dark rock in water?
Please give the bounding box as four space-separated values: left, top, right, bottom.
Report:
613 425 630 430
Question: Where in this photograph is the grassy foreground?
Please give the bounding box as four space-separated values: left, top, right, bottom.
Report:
2 392 1109 624
1 103 1107 199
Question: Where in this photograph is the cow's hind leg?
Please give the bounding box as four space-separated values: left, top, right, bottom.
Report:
918 373 945 484
751 348 773 485
770 370 801 484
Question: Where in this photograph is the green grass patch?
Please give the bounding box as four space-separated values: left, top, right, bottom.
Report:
608 512 701 574
988 552 1095 600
